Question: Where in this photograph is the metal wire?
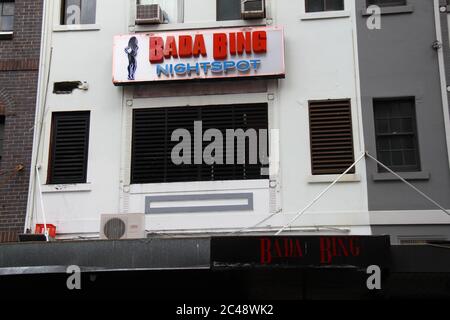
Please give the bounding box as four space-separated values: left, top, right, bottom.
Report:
275 152 367 235
365 152 450 217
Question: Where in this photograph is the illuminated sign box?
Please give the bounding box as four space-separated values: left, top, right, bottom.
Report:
112 26 285 85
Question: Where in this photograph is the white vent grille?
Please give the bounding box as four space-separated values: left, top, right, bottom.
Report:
136 4 164 24
399 238 445 246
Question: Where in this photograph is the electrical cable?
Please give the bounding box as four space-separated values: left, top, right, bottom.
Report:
275 152 367 235
365 152 450 217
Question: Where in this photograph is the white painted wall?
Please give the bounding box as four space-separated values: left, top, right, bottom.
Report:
29 0 371 238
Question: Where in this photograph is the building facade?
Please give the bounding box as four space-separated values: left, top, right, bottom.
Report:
0 0 449 300
24 0 450 242
0 0 43 242
357 0 450 243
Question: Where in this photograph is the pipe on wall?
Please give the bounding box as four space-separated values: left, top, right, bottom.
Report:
434 0 450 170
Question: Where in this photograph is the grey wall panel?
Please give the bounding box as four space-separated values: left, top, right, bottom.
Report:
356 0 450 210
372 225 450 244
145 193 254 214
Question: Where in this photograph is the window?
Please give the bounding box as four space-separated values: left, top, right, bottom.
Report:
47 112 90 184
61 0 96 25
367 0 407 7
0 116 5 160
305 0 344 12
373 98 420 172
217 0 241 21
0 0 14 32
309 100 355 175
131 104 268 184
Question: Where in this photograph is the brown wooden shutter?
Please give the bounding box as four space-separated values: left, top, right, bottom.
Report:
309 99 355 175
47 111 90 184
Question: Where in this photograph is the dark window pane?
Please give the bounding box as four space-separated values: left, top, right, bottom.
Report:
376 137 390 151
2 2 14 16
63 0 96 25
373 98 420 172
403 150 416 166
217 0 241 21
375 119 389 134
306 0 344 12
391 151 403 166
326 0 344 10
305 0 325 12
403 136 414 149
401 118 413 132
390 118 402 132
379 151 392 166
0 15 13 31
81 0 96 24
390 136 403 149
398 100 413 116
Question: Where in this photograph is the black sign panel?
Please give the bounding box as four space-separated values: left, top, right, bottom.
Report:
211 236 391 269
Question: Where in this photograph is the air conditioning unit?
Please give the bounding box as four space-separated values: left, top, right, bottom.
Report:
136 4 164 25
241 0 265 19
100 213 146 240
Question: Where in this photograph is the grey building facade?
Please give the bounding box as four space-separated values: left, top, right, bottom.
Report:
356 0 450 243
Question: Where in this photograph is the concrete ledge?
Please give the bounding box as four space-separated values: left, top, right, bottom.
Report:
372 171 430 181
41 183 92 193
362 5 414 16
300 11 351 21
308 174 361 184
53 24 101 32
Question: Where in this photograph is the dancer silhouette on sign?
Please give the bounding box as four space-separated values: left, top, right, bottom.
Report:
125 37 139 80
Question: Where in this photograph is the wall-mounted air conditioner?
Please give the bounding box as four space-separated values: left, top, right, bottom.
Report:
241 0 265 19
136 4 165 25
100 213 146 240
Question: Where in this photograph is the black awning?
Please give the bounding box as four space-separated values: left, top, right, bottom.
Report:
0 238 210 275
0 236 449 276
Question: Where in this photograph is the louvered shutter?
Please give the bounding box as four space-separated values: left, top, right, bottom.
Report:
309 100 355 175
131 104 268 184
48 112 90 184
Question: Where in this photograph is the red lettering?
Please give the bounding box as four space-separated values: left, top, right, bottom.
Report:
149 37 164 64
229 33 237 55
178 35 193 58
295 239 303 257
253 31 267 53
284 238 290 257
236 32 252 55
320 237 332 264
350 238 361 257
338 238 349 257
213 33 228 60
260 238 272 265
332 237 337 257
163 36 178 59
274 240 282 258
192 34 207 57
